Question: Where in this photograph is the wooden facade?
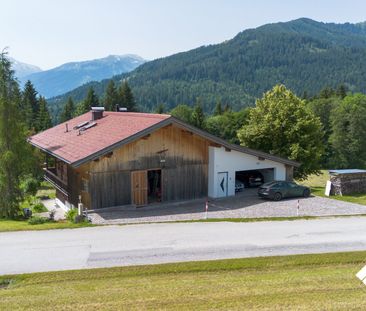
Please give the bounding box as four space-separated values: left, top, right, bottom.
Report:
39 116 300 210
49 123 211 209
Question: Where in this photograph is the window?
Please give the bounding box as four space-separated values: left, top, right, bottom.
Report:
81 178 89 193
272 182 283 188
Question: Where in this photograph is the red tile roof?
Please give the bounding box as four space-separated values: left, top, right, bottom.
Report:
29 111 171 165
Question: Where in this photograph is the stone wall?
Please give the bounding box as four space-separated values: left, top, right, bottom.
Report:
330 172 366 195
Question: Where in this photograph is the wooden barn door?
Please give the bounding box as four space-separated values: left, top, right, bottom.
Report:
131 170 148 206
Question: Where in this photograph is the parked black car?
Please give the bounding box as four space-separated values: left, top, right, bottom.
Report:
236 170 264 188
258 181 310 201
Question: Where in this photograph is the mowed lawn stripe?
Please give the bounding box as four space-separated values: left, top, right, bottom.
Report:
1 251 366 310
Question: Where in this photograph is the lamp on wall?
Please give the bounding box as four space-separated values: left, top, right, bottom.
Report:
156 148 168 166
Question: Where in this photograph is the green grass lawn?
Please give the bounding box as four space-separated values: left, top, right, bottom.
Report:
1 251 366 310
0 219 93 232
19 181 56 214
36 181 56 200
0 181 94 232
298 170 366 205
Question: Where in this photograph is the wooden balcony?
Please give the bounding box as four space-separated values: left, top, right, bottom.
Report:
43 168 69 195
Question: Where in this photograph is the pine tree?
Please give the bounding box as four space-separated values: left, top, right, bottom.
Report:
191 98 205 129
37 96 52 131
336 84 347 99
155 103 165 114
22 80 39 130
104 80 119 111
223 103 231 113
0 53 35 218
213 99 222 116
302 91 309 100
74 87 99 116
60 97 75 123
118 80 137 111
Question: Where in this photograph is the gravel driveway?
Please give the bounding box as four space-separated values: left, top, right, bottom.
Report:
89 189 366 225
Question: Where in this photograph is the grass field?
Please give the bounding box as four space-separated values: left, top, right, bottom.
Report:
0 181 94 232
299 170 366 205
0 219 93 232
1 251 366 310
36 181 56 200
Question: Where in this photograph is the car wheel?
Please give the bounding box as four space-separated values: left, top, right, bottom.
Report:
273 192 282 201
303 189 310 198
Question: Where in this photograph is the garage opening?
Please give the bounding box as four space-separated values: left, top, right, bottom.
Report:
147 169 162 203
235 168 275 193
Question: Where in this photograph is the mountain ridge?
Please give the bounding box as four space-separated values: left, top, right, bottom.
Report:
48 18 366 117
9 57 42 78
21 54 146 98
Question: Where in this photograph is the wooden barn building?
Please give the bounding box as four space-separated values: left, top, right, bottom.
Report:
28 109 299 210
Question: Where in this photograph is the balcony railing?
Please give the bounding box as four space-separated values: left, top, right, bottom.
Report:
43 168 68 195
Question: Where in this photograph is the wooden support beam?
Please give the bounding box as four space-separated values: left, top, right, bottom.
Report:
156 148 169 154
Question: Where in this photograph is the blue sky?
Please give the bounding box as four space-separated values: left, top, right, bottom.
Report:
1 0 365 69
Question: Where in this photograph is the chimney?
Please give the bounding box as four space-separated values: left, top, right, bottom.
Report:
91 107 104 120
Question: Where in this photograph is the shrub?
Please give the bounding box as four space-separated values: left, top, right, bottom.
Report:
0 279 12 289
65 208 78 223
28 216 48 225
21 176 40 197
74 215 87 223
32 202 47 213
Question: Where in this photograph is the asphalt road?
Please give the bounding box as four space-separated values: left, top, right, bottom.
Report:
2 217 366 275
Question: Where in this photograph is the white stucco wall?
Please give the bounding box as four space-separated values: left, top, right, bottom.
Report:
208 146 287 198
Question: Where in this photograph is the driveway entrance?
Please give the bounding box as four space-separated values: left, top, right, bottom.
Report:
89 193 366 225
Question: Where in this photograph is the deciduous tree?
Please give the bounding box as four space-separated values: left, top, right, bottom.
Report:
170 104 193 124
206 109 249 144
329 94 366 168
307 97 341 168
238 84 324 179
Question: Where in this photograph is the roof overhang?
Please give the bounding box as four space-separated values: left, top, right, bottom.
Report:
28 139 72 165
170 118 300 167
29 115 300 168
